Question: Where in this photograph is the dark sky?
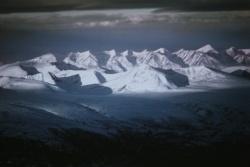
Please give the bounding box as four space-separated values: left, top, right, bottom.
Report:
0 1 250 63
1 0 250 13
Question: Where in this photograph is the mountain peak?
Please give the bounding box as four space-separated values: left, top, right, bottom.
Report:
103 64 189 93
63 51 98 69
121 50 129 57
197 44 218 54
104 49 116 57
174 46 221 68
28 53 57 64
226 47 250 65
173 49 185 54
154 48 166 54
132 49 149 57
78 51 96 59
226 47 237 55
226 47 250 55
241 49 250 55
105 50 133 72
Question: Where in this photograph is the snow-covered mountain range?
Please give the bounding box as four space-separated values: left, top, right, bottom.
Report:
1 44 250 94
1 44 250 143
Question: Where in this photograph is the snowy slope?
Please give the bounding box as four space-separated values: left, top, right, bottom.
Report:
54 69 106 86
196 44 219 54
226 47 250 65
0 76 60 91
23 54 60 85
26 53 57 64
132 49 181 69
64 51 99 69
103 64 188 93
0 63 28 78
26 64 59 85
173 45 222 68
176 66 226 83
25 73 44 81
104 49 133 72
175 66 250 89
0 54 59 85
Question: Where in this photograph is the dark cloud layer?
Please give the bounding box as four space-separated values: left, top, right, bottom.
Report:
1 0 250 13
1 10 250 30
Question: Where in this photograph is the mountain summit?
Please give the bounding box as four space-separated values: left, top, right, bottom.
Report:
197 44 218 54
64 51 99 69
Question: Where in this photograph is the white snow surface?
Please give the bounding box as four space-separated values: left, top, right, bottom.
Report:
175 66 250 89
0 63 27 78
55 69 102 86
0 76 59 91
31 64 59 85
27 53 57 64
176 66 225 82
103 64 177 93
23 54 61 84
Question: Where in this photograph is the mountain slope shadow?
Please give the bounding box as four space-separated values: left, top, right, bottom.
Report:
167 54 189 67
231 70 250 80
52 62 86 71
19 64 40 75
50 73 112 95
154 68 189 87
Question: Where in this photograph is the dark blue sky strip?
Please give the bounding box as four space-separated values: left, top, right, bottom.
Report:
1 0 250 13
